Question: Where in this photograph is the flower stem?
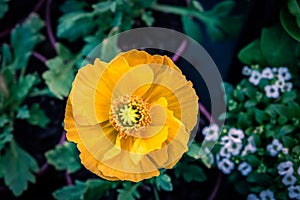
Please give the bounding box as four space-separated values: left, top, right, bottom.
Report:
172 39 188 62
153 186 160 200
151 3 211 23
32 51 47 64
208 172 223 200
199 102 215 123
46 0 57 53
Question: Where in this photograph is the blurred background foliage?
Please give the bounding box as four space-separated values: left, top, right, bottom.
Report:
0 0 299 199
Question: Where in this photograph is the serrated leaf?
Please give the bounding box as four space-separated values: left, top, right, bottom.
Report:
45 142 81 173
11 13 44 70
182 15 202 42
83 179 116 200
117 182 141 200
93 1 117 13
27 103 49 128
0 126 13 151
0 0 10 19
11 74 38 103
238 39 266 65
43 57 74 99
57 12 95 42
155 174 173 191
141 11 154 26
16 105 30 119
0 140 39 196
182 164 207 183
53 180 86 200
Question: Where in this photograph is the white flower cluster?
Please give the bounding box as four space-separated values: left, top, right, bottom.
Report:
266 138 283 157
215 128 256 175
242 66 293 98
247 189 276 200
277 161 300 199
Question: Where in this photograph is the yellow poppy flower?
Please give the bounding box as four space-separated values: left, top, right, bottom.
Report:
64 49 198 182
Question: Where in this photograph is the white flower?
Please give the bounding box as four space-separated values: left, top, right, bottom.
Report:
261 67 274 79
278 161 294 175
242 66 252 76
282 148 289 154
278 67 291 81
202 123 219 141
298 166 300 176
238 162 252 176
288 185 300 199
220 145 232 158
259 189 275 200
275 77 285 90
242 136 257 156
229 141 243 156
220 136 231 145
272 68 278 73
217 158 234 174
267 138 283 156
247 194 259 200
228 128 245 143
264 85 280 99
249 70 262 85
282 174 297 186
281 82 293 92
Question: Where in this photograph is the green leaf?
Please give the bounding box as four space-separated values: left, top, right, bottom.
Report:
57 12 95 42
246 155 260 166
246 172 272 186
0 114 9 127
181 15 202 42
141 11 154 26
60 0 87 13
27 103 49 128
100 28 121 62
0 140 39 196
45 142 81 173
279 124 296 135
287 0 300 16
43 57 75 99
260 24 298 66
238 39 266 65
237 112 251 129
93 1 117 13
254 108 268 124
280 4 300 42
117 182 141 200
11 74 39 103
0 0 10 19
208 1 236 17
155 174 173 191
281 135 297 148
53 180 86 200
182 164 207 183
83 179 116 200
11 13 44 70
16 105 30 119
0 126 13 151
281 91 297 103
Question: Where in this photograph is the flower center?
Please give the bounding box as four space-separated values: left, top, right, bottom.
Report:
109 95 151 138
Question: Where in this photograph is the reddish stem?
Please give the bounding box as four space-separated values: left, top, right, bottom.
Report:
0 0 46 38
199 102 215 123
45 0 57 53
65 171 73 185
171 39 188 62
32 51 47 64
207 172 223 200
